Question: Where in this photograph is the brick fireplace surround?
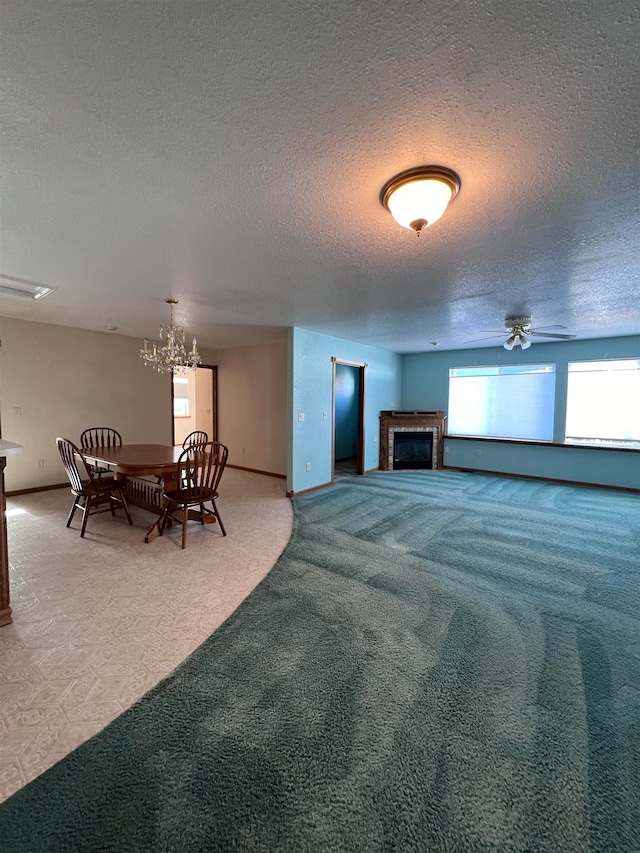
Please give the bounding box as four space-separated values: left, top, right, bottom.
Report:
379 410 446 471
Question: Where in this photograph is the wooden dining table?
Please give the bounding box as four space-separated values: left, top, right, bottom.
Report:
81 444 184 542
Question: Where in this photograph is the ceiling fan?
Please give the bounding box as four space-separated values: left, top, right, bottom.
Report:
466 315 577 350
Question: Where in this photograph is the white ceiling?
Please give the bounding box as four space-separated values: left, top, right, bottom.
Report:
1 0 638 353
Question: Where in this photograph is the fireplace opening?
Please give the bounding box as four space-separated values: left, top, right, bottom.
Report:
393 431 434 470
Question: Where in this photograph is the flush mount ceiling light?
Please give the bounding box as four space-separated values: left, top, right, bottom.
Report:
380 166 461 235
140 299 201 374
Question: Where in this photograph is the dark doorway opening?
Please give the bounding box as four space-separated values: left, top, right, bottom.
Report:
331 358 366 481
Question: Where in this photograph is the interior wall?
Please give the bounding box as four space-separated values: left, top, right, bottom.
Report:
216 339 288 476
0 317 215 492
290 327 402 493
401 335 640 490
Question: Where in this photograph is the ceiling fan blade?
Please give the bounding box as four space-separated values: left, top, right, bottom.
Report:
530 331 576 339
464 334 507 343
475 330 508 334
530 324 568 332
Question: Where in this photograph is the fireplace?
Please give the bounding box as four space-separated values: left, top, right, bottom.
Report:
393 431 434 470
379 411 446 471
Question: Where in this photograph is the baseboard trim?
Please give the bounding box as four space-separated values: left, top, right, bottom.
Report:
8 467 288 498
442 465 640 494
288 467 381 498
226 464 286 480
287 481 333 498
6 482 68 497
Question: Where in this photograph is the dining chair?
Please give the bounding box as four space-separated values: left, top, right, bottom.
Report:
159 442 228 549
56 437 133 538
178 431 209 486
80 427 122 478
182 430 208 448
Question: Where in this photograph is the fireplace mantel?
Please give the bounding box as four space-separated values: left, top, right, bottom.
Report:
379 410 446 471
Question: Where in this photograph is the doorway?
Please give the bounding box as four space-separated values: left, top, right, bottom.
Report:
171 365 218 446
331 358 366 481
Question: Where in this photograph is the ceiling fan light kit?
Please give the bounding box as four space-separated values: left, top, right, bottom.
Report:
380 166 461 235
503 316 533 351
465 315 577 349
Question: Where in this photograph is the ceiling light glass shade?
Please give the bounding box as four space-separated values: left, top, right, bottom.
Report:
380 166 461 235
140 299 201 374
503 332 532 351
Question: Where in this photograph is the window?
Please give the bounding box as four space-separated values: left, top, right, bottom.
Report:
565 359 640 448
173 376 190 418
448 364 556 441
173 397 190 417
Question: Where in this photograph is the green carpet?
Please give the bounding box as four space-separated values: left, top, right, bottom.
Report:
1 471 639 852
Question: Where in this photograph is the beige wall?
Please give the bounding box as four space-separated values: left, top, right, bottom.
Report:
0 317 216 491
217 340 287 476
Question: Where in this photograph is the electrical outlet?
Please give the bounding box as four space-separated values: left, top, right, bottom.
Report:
242 447 246 455
37 459 45 468
445 446 449 453
373 435 378 442
323 412 327 420
476 449 482 456
305 463 311 471
13 407 21 417
298 413 305 422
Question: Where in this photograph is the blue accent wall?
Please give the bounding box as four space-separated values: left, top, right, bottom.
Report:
289 328 402 493
334 363 358 460
401 335 640 490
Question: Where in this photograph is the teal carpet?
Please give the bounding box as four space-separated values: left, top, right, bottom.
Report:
1 471 639 852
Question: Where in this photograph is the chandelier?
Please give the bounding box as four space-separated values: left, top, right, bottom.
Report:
140 299 201 374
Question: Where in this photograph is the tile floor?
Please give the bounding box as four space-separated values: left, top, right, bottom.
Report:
333 456 357 481
0 468 293 803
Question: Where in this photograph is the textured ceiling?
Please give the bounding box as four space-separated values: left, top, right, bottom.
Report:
1 0 638 352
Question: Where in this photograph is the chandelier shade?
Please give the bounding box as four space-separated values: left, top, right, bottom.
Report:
140 299 201 374
380 166 461 235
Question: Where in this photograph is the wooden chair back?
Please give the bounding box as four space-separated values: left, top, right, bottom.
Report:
182 430 208 449
80 427 122 451
57 437 91 493
179 441 228 495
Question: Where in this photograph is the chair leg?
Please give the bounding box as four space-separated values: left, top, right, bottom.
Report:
80 497 91 538
199 503 206 525
66 498 79 528
118 492 133 526
158 505 171 537
212 500 226 536
182 505 188 549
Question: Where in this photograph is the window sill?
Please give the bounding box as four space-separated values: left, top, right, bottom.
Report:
445 435 640 454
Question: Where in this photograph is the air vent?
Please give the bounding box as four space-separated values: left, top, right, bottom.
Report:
0 275 56 300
